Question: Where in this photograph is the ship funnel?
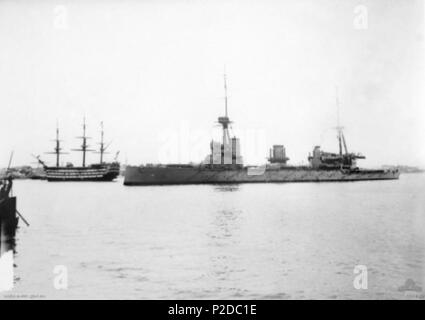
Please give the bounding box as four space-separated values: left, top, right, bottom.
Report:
268 145 289 164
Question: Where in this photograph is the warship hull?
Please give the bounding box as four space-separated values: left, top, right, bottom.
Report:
124 165 400 186
44 163 120 182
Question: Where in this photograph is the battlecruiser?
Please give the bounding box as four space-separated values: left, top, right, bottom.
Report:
124 77 399 186
36 120 120 182
0 177 18 243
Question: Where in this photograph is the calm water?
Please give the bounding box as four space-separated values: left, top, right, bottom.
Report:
1 174 424 299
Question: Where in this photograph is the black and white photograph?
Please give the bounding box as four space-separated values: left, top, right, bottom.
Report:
0 0 424 305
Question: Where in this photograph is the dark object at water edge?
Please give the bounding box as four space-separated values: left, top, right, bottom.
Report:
0 176 19 241
0 197 18 241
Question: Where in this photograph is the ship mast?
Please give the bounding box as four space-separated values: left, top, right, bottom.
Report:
45 121 67 167
55 125 60 167
99 122 105 163
335 87 348 156
218 72 231 146
82 118 88 167
73 117 94 167
96 121 111 164
224 72 228 118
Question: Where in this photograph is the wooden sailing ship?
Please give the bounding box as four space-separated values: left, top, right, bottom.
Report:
36 119 120 182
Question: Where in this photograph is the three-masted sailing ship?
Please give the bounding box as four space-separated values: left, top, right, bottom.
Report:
36 119 120 182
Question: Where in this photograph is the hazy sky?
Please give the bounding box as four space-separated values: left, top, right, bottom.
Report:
1 0 424 167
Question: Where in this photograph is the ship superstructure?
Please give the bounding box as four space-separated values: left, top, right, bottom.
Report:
308 89 366 170
204 73 243 168
36 119 120 182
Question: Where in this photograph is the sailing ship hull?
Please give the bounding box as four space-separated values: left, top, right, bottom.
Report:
123 165 400 186
0 197 18 241
44 163 120 182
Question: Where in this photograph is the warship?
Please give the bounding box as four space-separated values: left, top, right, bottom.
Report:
124 77 399 186
36 120 120 182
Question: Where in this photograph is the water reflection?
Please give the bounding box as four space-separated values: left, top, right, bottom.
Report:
0 233 18 291
0 236 16 257
0 195 19 289
214 184 240 192
207 207 243 288
210 209 242 241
